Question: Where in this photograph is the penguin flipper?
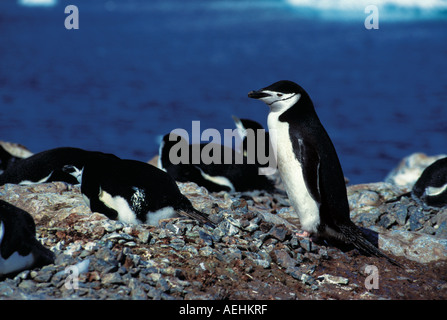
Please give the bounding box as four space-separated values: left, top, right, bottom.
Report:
294 138 322 204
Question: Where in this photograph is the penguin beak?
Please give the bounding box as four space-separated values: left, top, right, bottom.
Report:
248 90 270 99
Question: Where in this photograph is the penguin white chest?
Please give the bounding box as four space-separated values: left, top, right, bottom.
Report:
99 188 139 225
267 112 320 233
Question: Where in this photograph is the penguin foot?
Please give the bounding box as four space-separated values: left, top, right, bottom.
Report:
296 230 312 240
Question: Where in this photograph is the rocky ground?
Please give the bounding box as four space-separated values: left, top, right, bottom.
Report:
0 152 446 301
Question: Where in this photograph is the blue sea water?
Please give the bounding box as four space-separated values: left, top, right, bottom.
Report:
0 0 446 184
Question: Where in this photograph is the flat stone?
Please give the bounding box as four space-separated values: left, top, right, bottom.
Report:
379 229 447 263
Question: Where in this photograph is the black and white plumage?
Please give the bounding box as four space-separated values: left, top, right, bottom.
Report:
0 147 119 186
0 145 24 174
412 157 447 208
158 133 275 193
248 80 400 266
0 200 54 277
231 115 275 170
63 157 214 227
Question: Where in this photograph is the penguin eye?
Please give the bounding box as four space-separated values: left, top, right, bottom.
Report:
277 93 283 97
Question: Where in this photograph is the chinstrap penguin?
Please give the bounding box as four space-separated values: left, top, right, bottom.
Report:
0 145 23 174
63 157 214 227
0 147 120 186
158 133 276 193
411 157 447 208
0 200 55 277
248 80 401 266
231 115 275 170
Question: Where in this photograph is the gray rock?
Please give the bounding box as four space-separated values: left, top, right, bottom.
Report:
137 230 151 244
199 230 214 246
357 191 381 207
352 207 382 227
318 274 349 285
272 249 297 269
33 265 57 283
378 229 447 263
101 273 125 285
286 266 304 281
379 214 396 229
199 246 214 257
268 225 289 242
408 207 425 231
254 259 270 269
436 221 447 238
218 220 239 237
394 204 409 226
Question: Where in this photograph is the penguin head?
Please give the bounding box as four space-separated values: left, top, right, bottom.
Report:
62 165 84 184
248 80 305 112
159 133 189 168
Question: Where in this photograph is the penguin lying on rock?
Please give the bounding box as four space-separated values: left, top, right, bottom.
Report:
63 157 214 227
412 157 447 208
0 200 54 277
386 157 447 209
158 133 276 193
0 147 119 186
232 116 270 161
248 80 402 267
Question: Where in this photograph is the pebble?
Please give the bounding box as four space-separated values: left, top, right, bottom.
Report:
268 225 289 242
1 158 447 300
272 249 296 269
199 246 214 257
318 274 349 285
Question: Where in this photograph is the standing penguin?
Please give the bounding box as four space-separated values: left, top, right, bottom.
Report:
0 200 55 277
63 157 214 227
248 80 400 266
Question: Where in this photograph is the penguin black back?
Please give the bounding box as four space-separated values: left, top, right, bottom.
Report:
64 157 214 227
0 200 54 277
0 147 120 186
412 157 447 208
0 145 23 174
232 115 274 169
159 133 275 193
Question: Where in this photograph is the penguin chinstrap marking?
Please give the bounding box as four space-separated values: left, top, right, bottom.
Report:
63 158 214 227
0 147 120 186
248 80 401 267
158 133 276 193
0 200 55 277
412 157 447 208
